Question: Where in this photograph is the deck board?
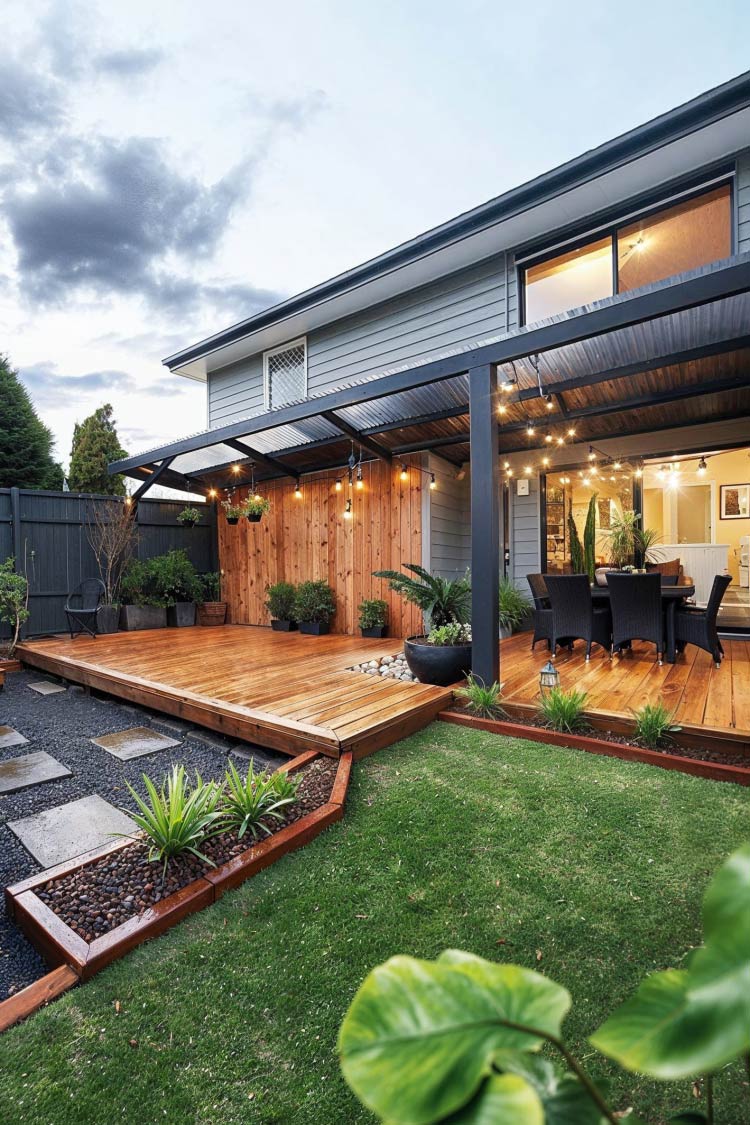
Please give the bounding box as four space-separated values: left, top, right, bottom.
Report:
17 627 452 759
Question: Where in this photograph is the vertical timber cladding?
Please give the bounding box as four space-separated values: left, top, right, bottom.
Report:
218 455 424 637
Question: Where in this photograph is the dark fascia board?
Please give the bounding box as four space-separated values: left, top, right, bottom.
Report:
163 71 750 371
110 256 750 476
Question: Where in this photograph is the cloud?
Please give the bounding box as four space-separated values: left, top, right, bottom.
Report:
19 361 138 406
0 58 63 140
94 47 164 77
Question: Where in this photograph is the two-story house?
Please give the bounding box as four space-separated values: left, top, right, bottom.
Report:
113 70 750 680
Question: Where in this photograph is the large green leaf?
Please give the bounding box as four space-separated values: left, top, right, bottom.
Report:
492 1052 610 1124
442 1074 544 1124
338 952 570 1125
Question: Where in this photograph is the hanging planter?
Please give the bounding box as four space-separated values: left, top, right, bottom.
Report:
177 506 201 529
222 501 243 525
243 496 271 523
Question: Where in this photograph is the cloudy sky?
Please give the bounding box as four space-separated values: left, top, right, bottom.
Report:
2 1 750 475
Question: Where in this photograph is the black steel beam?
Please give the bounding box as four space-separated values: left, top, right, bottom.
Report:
224 437 294 478
469 365 500 685
321 410 392 461
130 457 175 502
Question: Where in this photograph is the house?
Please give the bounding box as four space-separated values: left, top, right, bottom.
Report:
112 70 750 678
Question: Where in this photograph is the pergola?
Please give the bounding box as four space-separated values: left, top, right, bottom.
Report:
111 254 750 684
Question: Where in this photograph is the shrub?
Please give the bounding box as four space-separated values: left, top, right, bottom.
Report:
121 766 224 880
0 558 29 657
373 564 471 628
498 577 529 632
632 701 681 748
222 760 296 840
149 550 201 605
243 495 271 518
120 558 159 607
265 581 297 621
427 622 470 646
454 674 507 719
177 505 202 525
538 686 589 733
199 572 222 603
294 580 336 624
358 598 388 630
338 844 750 1124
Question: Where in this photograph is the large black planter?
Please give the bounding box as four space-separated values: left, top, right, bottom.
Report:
404 636 472 686
119 605 167 631
96 605 120 634
167 602 196 627
271 619 298 632
299 621 330 636
361 626 387 638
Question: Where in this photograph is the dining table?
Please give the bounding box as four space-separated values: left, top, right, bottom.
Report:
590 582 696 664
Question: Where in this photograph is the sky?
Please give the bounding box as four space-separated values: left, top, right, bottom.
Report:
2 0 750 478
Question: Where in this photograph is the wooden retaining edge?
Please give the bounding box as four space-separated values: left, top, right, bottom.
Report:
3 750 353 1014
0 966 78 1033
439 710 750 786
0 659 22 673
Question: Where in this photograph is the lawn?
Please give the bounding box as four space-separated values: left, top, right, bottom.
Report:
0 723 748 1124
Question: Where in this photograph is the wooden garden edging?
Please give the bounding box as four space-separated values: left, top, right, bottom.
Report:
3 751 353 1010
0 659 22 674
439 710 750 786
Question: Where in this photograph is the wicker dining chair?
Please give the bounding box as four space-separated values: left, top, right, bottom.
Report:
543 574 612 661
674 573 732 667
64 578 106 639
607 572 664 664
527 573 553 652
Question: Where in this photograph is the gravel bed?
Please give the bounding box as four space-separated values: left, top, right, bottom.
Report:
36 758 338 941
0 668 286 1003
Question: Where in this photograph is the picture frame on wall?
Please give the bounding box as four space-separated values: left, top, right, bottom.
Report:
720 483 750 520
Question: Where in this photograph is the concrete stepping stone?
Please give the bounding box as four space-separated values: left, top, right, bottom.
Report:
0 751 71 794
90 726 181 761
28 681 67 696
0 725 29 749
8 795 137 868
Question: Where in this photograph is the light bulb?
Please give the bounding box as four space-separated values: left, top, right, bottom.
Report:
524 465 532 475
232 464 240 474
545 395 554 410
506 467 513 477
498 403 507 415
545 433 553 444
542 456 550 467
356 478 364 490
400 465 408 481
635 468 643 478
583 477 590 486
556 436 564 446
567 427 576 437
294 483 302 498
526 423 535 436
208 489 217 498
335 479 342 492
697 457 707 475
429 474 436 490
343 499 352 519
613 461 621 470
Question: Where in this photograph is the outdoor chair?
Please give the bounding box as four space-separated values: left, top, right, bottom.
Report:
64 579 106 639
527 573 553 651
607 572 664 664
543 574 612 661
674 573 731 667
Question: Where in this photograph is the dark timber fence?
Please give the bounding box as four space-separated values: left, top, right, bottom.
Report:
0 489 217 638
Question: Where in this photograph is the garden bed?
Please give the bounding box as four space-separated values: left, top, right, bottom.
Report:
440 709 750 785
4 752 351 988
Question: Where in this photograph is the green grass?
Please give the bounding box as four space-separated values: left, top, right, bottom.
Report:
0 724 748 1124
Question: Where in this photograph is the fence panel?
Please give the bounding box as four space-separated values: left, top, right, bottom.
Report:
0 489 217 637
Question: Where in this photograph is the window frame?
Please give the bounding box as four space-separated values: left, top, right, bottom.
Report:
517 171 735 327
263 336 308 411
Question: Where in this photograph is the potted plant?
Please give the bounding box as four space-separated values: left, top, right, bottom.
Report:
87 499 138 634
119 559 168 631
222 500 243 526
0 557 30 660
374 564 472 685
150 549 202 627
358 598 388 638
177 505 202 529
265 581 298 631
243 496 271 523
605 509 640 569
196 572 227 626
294 580 336 635
498 577 530 640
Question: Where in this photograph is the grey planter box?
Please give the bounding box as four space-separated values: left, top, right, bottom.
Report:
167 602 196 627
119 605 167 631
96 605 120 634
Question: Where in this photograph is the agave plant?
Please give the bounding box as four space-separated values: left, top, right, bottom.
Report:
222 760 297 841
373 564 471 628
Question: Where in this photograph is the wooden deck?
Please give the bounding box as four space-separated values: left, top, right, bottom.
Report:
16 627 453 759
499 632 750 747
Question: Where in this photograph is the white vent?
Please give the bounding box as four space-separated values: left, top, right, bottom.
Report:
264 338 307 410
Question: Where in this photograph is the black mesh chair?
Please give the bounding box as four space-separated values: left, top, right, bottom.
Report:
544 574 612 662
607 572 664 664
64 579 106 639
527 573 552 652
674 574 731 667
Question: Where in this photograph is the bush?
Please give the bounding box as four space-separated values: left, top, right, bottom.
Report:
120 558 158 607
632 701 681 748
222 760 297 841
265 581 297 621
199 572 222 603
0 558 29 657
537 686 589 733
498 578 529 632
294 580 336 624
373 564 471 628
120 766 224 880
427 622 470 646
149 550 201 605
358 598 388 630
454 674 507 719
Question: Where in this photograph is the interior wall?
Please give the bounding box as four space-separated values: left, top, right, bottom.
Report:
218 455 424 636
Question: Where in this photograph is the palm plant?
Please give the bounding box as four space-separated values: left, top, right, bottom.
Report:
605 509 640 568
373 564 471 628
222 760 296 841
635 525 661 562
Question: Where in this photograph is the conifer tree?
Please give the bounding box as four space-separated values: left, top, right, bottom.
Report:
0 355 63 489
68 404 128 495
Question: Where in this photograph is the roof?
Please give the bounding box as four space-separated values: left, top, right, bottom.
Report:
164 70 750 379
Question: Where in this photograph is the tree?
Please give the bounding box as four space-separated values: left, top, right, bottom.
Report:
0 355 64 490
87 499 139 604
68 404 128 495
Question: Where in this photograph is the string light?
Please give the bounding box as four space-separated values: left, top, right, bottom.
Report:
545 433 553 444
498 403 508 415
254 493 261 502
208 488 217 498
588 446 596 461
545 395 554 410
524 465 532 475
556 436 564 446
429 473 436 490
697 456 708 475
541 456 550 467
613 461 622 470
567 427 576 437
526 421 535 436
400 464 408 482
343 498 352 520
232 464 240 474
335 478 342 492
634 466 643 478
124 496 132 506
356 465 364 490
505 467 514 477
294 480 302 499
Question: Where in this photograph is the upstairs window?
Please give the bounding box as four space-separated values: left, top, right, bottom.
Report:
522 182 732 325
264 338 307 409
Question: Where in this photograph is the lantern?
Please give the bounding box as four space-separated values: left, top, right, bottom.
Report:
539 660 560 695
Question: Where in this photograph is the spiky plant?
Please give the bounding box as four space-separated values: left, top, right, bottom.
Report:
222 760 296 841
631 702 681 748
373 564 471 629
498 578 529 632
454 675 507 720
538 687 590 733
